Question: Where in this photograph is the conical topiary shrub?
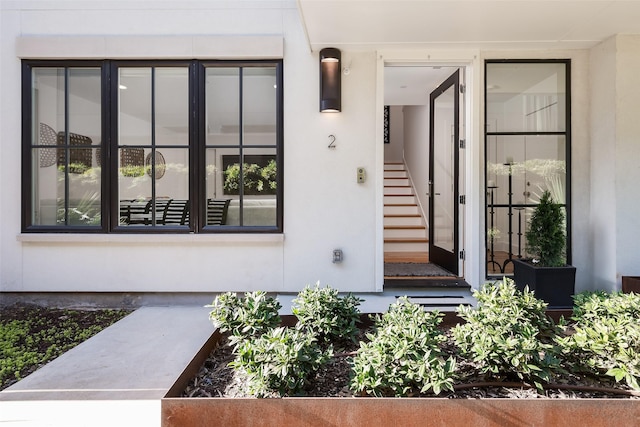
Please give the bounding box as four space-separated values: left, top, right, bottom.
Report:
525 190 566 267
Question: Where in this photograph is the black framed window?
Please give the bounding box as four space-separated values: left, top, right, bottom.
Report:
484 60 571 277
22 60 283 233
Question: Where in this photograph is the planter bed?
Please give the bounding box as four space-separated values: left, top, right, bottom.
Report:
162 312 640 427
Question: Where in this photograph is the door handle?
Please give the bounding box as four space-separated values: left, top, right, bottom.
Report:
427 180 433 197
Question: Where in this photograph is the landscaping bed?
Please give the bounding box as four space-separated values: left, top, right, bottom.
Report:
176 282 640 400
160 283 640 426
0 304 130 390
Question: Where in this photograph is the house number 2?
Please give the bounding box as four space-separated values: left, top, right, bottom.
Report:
328 134 336 149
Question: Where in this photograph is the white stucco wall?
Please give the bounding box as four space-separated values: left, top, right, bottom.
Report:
0 1 380 293
0 1 635 296
590 35 640 291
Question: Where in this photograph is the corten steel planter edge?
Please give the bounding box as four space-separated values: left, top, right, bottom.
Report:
161 397 640 427
162 314 640 427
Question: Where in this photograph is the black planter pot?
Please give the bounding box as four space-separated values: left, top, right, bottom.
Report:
512 259 576 308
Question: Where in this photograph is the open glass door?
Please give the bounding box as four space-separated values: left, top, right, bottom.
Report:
429 70 460 275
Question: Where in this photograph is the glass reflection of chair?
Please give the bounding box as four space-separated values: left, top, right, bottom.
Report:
207 199 231 226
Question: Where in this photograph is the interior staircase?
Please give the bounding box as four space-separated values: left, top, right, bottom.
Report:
384 162 429 263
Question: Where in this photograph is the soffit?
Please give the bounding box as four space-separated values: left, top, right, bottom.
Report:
297 0 640 51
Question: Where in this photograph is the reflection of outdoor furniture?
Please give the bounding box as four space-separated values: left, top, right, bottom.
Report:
162 200 189 225
207 199 231 225
119 200 152 225
119 199 230 226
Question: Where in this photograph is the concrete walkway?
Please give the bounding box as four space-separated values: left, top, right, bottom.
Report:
0 306 215 427
0 290 474 426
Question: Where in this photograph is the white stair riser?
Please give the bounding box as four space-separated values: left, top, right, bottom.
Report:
384 195 416 205
384 170 408 178
384 178 410 186
384 228 428 239
384 216 424 226
384 241 429 252
384 205 420 215
384 186 413 195
384 164 405 171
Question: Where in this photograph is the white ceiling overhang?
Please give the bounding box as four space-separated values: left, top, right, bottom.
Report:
297 0 640 51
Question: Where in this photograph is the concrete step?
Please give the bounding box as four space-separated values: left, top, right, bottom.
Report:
384 195 417 205
384 225 428 239
384 186 413 195
384 204 420 215
384 214 424 227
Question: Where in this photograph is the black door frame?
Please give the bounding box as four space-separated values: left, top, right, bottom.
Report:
428 69 460 275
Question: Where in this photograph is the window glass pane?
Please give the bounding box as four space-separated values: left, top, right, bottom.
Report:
486 135 567 275
32 68 65 225
486 63 566 133
238 148 277 227
119 68 152 146
31 67 102 226
243 67 277 146
205 147 232 226
206 68 240 146
155 67 189 146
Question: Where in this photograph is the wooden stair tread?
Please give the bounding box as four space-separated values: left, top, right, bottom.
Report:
384 203 418 207
384 237 429 243
385 213 421 217
384 225 426 230
385 193 415 196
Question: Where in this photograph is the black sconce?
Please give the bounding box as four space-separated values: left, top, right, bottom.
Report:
319 47 341 112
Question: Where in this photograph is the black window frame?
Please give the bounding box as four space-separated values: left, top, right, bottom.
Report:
21 59 284 234
484 59 571 279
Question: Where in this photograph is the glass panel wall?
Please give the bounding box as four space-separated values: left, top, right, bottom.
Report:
485 61 570 277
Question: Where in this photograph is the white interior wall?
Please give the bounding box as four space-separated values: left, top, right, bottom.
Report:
403 105 430 224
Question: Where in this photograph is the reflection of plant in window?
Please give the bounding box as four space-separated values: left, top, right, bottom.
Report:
57 191 101 225
488 159 565 203
224 160 277 195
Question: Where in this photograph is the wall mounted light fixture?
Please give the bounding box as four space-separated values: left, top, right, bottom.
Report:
319 48 341 112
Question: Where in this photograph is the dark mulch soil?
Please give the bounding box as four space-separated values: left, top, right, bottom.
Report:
0 303 130 390
182 330 640 400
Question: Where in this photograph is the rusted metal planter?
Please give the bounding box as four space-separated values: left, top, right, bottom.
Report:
162 397 639 427
162 315 639 427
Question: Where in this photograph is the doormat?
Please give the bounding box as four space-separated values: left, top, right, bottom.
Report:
384 262 454 277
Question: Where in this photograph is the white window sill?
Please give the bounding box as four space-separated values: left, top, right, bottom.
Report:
17 233 284 244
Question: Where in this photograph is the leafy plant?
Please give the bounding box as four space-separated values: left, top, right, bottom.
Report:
292 284 362 345
57 191 101 226
223 160 277 195
207 291 281 340
1 306 128 390
556 291 640 390
525 190 566 267
230 326 331 397
453 278 560 390
350 297 456 397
